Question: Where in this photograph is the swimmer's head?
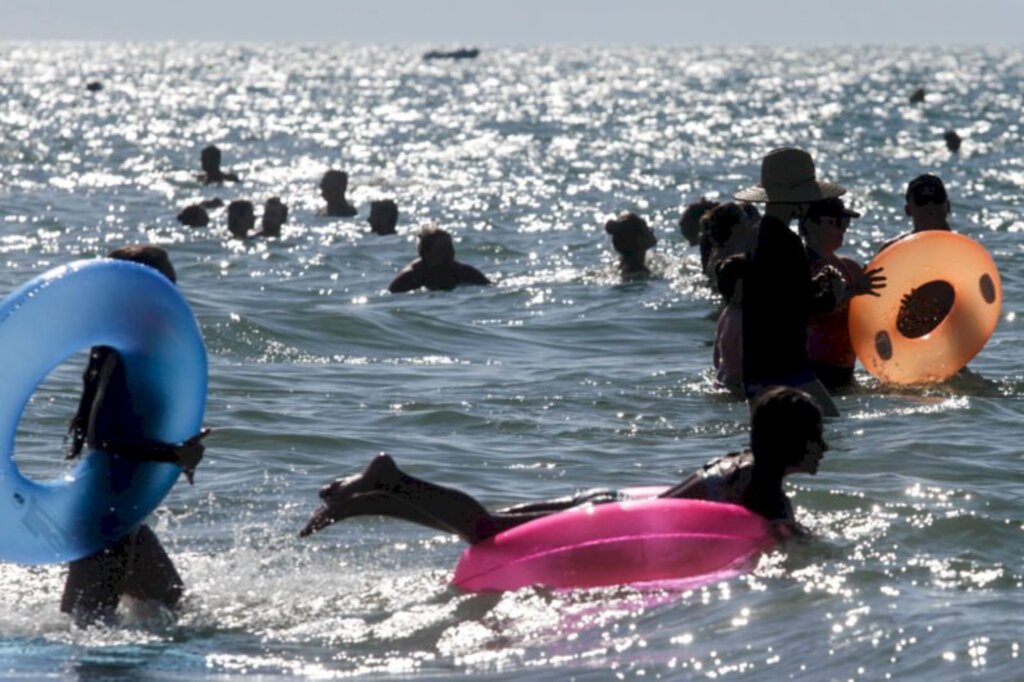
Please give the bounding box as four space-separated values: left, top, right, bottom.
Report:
417 225 455 264
702 203 747 248
749 386 826 475
679 197 718 246
320 170 349 201
227 199 256 238
200 145 222 173
605 213 656 256
368 199 399 235
799 197 859 252
108 245 177 284
261 197 288 236
177 204 210 228
943 130 962 153
904 173 950 231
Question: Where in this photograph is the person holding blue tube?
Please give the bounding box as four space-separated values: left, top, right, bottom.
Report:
60 245 208 627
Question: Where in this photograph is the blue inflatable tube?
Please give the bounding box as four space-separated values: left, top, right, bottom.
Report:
0 259 206 565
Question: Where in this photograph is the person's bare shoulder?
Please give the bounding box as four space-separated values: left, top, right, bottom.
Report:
456 262 490 286
389 260 425 293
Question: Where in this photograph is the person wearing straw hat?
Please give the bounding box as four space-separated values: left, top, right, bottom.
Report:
735 147 846 416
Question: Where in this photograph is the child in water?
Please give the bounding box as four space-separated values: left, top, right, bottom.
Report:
61 245 208 626
799 198 886 389
299 386 826 543
605 212 658 280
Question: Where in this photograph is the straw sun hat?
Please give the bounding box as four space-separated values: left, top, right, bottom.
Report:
735 147 845 203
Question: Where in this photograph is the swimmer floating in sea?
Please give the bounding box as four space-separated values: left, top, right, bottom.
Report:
299 387 826 543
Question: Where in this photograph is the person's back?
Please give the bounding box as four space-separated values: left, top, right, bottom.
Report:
713 255 746 398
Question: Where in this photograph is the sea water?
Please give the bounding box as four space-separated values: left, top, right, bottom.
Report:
0 43 1021 680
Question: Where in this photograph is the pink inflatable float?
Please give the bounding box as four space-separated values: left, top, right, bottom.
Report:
452 493 773 592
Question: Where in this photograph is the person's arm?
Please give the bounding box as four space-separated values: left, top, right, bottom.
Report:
97 428 210 484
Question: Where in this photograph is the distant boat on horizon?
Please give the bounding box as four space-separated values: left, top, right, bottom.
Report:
423 47 480 61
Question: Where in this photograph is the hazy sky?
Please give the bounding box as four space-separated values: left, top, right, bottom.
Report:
2 0 1022 45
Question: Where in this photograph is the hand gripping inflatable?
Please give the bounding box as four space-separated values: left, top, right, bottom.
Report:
0 259 206 564
452 496 773 592
849 232 1001 384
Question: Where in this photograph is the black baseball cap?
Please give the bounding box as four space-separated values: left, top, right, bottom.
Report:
906 174 948 204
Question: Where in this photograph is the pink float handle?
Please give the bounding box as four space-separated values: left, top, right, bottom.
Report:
452 496 773 592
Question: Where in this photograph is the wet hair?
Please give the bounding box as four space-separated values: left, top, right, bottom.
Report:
702 202 745 247
227 200 255 237
749 387 822 470
715 254 748 303
604 213 650 255
176 204 209 228
369 199 399 233
320 169 348 193
417 225 454 259
200 145 221 167
679 197 719 243
107 245 176 284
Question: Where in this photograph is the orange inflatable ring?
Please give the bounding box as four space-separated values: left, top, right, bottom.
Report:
849 231 1001 385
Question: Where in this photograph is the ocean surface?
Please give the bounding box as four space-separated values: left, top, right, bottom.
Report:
0 43 1021 680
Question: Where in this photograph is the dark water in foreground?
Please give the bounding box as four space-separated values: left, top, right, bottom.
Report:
0 43 1021 679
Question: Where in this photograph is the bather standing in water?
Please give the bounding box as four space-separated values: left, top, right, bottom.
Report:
388 226 490 293
61 245 208 626
197 145 239 185
605 212 657 280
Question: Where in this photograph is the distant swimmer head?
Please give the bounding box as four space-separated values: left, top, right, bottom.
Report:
605 213 656 254
904 173 950 231
319 170 349 200
108 244 177 284
260 197 288 237
943 130 962 153
368 199 399 236
750 386 826 476
735 148 845 204
200 145 222 173
227 199 256 239
417 225 455 264
176 204 209 228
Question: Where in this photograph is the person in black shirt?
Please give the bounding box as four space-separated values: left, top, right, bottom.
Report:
735 148 847 416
